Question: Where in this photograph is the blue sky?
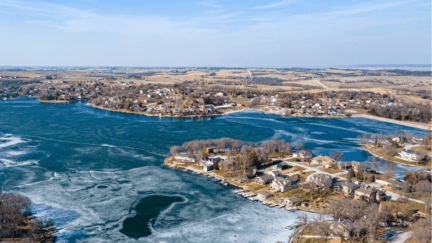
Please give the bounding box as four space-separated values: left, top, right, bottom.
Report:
0 0 430 67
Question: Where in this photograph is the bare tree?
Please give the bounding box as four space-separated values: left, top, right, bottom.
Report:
331 151 345 163
170 146 181 155
295 140 304 151
411 216 431 243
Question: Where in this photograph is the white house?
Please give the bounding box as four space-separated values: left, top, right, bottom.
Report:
174 155 196 163
292 151 312 159
281 195 301 206
397 148 419 162
270 177 298 192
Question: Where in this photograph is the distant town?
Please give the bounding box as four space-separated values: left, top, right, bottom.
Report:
0 68 431 131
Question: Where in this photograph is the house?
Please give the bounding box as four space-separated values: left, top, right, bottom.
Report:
203 163 213 172
355 187 378 202
397 148 419 162
140 90 145 94
309 174 336 188
257 191 272 200
328 110 340 115
201 156 224 164
267 170 282 178
339 182 360 196
270 177 298 192
281 195 301 206
292 151 311 159
337 161 373 172
174 155 196 163
337 162 352 170
255 175 275 185
244 166 257 178
330 219 354 238
311 156 335 168
392 136 406 143
200 104 214 111
277 162 292 170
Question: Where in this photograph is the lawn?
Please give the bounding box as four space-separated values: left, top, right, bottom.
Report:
212 169 232 178
321 168 343 174
294 166 306 172
364 145 430 167
245 181 269 194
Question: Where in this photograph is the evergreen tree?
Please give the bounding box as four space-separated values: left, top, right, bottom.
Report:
247 151 260 167
347 168 355 180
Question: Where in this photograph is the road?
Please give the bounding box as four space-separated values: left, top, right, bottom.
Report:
314 78 329 89
389 231 412 243
272 158 425 205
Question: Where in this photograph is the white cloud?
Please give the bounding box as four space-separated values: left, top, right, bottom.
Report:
254 0 296 9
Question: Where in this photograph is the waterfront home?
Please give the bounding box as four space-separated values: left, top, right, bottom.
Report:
203 163 213 172
200 104 214 111
337 162 352 170
258 191 272 200
267 170 282 178
412 137 424 144
277 162 292 170
255 175 275 185
339 182 359 196
392 136 406 143
244 166 257 178
201 156 224 163
282 195 301 206
328 109 340 115
174 155 196 163
270 177 297 192
397 148 419 162
311 156 335 168
354 187 378 202
337 161 373 172
292 151 311 159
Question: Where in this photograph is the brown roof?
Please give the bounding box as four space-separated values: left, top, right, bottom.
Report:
257 175 274 181
355 187 377 195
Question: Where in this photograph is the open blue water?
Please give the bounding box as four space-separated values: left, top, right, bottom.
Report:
0 97 427 242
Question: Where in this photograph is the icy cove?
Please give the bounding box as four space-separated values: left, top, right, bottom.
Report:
121 195 185 239
0 97 427 242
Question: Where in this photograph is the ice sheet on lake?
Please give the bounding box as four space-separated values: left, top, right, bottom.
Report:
10 166 313 243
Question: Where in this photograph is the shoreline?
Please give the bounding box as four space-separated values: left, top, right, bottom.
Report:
87 102 432 131
27 96 432 131
162 158 324 214
361 145 430 169
351 114 431 131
